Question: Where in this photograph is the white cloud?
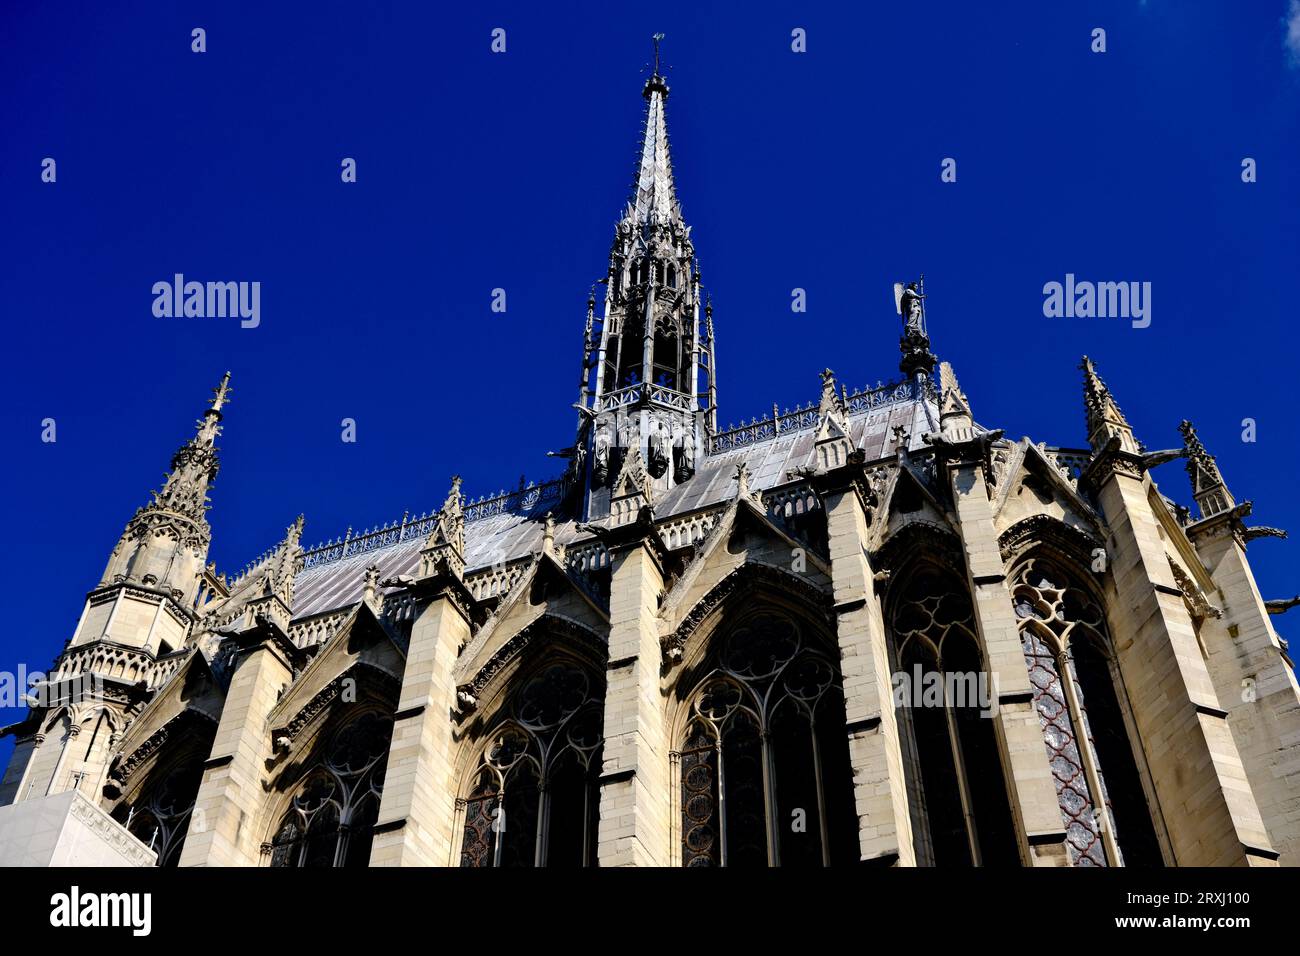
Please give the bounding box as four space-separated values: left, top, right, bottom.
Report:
1287 0 1300 66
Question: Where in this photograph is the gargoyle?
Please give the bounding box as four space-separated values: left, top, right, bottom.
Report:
1265 596 1299 615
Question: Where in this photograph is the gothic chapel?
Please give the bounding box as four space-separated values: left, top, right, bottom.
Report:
3 60 1298 869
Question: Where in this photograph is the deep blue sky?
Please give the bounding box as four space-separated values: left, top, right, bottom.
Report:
2 1 1298 768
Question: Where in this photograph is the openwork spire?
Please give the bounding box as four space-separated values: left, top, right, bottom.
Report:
1080 356 1138 454
1179 421 1235 519
583 37 709 521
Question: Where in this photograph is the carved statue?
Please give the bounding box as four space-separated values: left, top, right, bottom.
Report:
647 419 670 478
593 425 611 485
675 426 696 480
899 282 925 330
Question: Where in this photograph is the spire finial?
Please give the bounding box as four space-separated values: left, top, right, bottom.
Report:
643 33 670 99
1080 355 1139 454
209 371 232 415
1179 420 1235 519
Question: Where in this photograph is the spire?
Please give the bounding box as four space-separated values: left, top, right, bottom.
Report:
583 38 710 520
1179 421 1236 520
1080 356 1139 455
152 371 231 523
629 34 681 229
99 372 232 603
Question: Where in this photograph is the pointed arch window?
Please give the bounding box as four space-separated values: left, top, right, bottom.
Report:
1012 557 1163 867
459 662 604 867
268 712 392 868
114 754 206 867
889 567 1020 866
677 613 857 867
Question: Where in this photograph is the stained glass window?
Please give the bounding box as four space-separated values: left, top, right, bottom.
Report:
459 661 604 867
677 613 856 866
268 712 393 868
114 753 206 868
1013 557 1163 867
890 567 1019 866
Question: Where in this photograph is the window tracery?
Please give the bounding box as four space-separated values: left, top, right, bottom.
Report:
459 661 604 867
268 712 392 868
114 754 206 867
678 612 856 867
889 567 1019 866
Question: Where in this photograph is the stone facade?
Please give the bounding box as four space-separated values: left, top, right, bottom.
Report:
3 63 1298 869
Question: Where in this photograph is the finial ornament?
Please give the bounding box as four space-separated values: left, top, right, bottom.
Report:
643 33 670 98
362 564 381 609
1079 355 1139 455
734 461 752 499
542 511 556 556
1178 420 1236 520
421 475 467 578
817 368 848 431
209 371 232 415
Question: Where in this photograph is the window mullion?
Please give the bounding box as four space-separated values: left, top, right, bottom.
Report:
939 657 983 866
535 779 550 867
715 735 728 867
492 786 506 868
808 718 831 866
760 727 779 867
1059 646 1123 866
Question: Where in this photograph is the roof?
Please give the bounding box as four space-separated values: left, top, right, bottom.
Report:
287 381 939 622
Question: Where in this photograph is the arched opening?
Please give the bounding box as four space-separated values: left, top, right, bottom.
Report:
268 711 394 868
1012 555 1163 867
676 609 857 866
458 659 604 867
112 729 210 868
888 563 1020 866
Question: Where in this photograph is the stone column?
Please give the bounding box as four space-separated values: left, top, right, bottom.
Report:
179 625 297 867
369 580 471 867
1192 518 1300 866
949 463 1070 865
1091 458 1276 866
596 517 670 867
818 467 915 866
